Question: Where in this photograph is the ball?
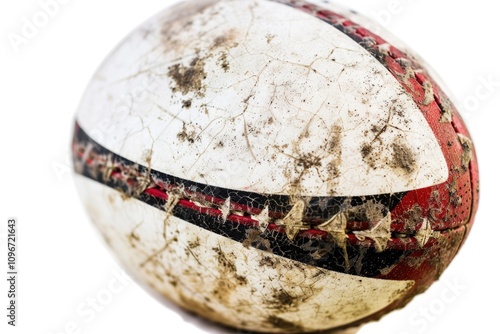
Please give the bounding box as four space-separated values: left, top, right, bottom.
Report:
72 0 479 333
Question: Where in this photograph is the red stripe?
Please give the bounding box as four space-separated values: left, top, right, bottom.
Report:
289 0 476 235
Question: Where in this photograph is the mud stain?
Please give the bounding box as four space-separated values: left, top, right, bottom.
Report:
177 122 198 144
168 57 207 97
217 52 230 72
391 140 416 174
211 246 248 306
266 315 304 333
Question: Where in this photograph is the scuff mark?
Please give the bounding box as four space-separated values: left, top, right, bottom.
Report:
140 241 172 268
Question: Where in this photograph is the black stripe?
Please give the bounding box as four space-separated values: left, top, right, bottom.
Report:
73 123 409 278
73 123 405 221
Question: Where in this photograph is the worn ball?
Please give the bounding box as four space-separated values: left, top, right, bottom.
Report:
73 0 479 333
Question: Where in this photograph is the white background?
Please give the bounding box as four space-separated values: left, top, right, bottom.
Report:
1 1 499 333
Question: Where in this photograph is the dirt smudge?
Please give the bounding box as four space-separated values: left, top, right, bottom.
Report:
266 315 304 333
168 57 207 97
391 140 416 174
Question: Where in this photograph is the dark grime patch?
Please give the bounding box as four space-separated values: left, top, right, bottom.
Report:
266 315 304 332
391 141 416 174
168 57 207 97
